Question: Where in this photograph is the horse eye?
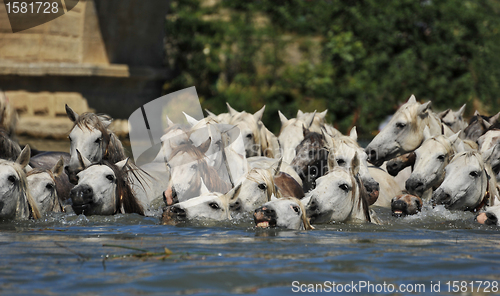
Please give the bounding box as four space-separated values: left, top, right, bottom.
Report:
337 159 345 166
95 137 102 144
106 174 114 181
191 164 198 170
246 134 253 139
292 206 300 214
396 122 406 128
45 183 54 190
258 183 267 190
339 184 349 191
469 171 479 177
309 150 314 158
209 202 220 210
309 166 317 176
437 155 445 161
7 175 16 183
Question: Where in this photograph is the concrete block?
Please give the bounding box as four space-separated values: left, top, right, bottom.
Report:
39 35 81 62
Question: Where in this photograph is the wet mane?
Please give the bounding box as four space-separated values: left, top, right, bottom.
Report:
246 167 282 201
91 161 144 215
0 129 21 161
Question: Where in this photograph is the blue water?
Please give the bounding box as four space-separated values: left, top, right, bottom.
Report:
1 206 499 295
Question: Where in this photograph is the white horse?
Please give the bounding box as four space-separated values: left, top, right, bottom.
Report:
161 181 238 223
405 129 460 202
437 104 467 134
27 157 64 215
228 160 283 213
69 153 145 216
365 95 437 166
432 151 500 211
254 197 313 230
305 153 371 224
227 103 280 158
325 127 400 208
0 145 41 220
163 139 231 205
66 105 167 209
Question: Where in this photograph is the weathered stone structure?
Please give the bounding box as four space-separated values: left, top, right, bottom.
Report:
0 0 170 138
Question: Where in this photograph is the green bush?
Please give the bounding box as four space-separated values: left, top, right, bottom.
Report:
164 0 500 136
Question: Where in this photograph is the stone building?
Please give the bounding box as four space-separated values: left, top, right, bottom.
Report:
0 0 170 137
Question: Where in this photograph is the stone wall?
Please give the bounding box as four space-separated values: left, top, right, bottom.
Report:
0 0 171 139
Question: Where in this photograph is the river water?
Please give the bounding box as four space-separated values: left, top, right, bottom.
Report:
2 138 499 295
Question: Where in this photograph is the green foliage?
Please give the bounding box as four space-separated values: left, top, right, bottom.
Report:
164 0 500 136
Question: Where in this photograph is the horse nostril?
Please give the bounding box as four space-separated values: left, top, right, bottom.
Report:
264 208 275 216
486 212 498 225
171 206 186 216
82 187 92 195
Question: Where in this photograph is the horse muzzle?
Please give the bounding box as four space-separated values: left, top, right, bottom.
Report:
391 199 409 217
405 177 426 197
69 185 94 214
254 206 277 228
164 205 187 221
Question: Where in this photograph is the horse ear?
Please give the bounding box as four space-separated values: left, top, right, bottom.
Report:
481 116 492 129
349 126 358 141
474 110 481 117
350 152 361 176
16 145 31 169
437 109 450 119
297 109 304 117
423 126 432 141
456 104 466 117
97 114 113 128
76 149 92 169
318 109 328 119
455 140 466 153
115 158 129 171
304 110 316 129
448 131 460 145
205 109 216 118
272 158 283 176
197 137 211 155
65 104 79 122
183 112 199 126
226 102 238 116
226 183 242 201
489 111 500 125
322 128 334 149
417 101 432 118
328 154 338 172
253 105 266 122
200 178 210 195
407 94 417 104
482 146 495 162
278 110 288 125
51 157 64 177
165 115 175 127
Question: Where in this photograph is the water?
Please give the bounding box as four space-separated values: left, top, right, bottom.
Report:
1 206 500 295
6 138 500 295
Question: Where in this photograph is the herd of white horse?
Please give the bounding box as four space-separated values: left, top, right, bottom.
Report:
2 94 500 230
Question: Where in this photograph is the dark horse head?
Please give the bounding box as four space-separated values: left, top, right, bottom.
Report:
291 127 329 193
